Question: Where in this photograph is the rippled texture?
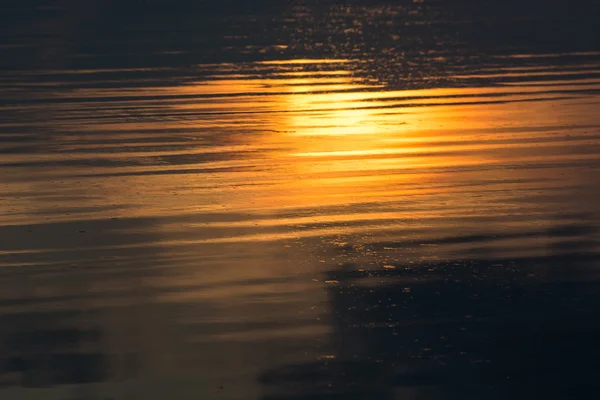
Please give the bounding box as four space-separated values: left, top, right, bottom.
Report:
1 1 600 399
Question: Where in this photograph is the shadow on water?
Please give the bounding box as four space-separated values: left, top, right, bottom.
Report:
1 325 108 388
0 216 180 393
259 218 600 399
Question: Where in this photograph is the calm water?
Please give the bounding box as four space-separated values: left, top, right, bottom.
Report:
1 1 600 399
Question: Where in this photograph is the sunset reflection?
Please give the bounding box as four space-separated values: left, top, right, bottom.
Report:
126 58 599 228
2 1 600 397
2 0 600 395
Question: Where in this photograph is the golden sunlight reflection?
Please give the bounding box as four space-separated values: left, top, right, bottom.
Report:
3 1 600 395
129 58 598 222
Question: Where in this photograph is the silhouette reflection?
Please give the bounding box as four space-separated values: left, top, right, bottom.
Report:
2 327 107 387
259 220 600 399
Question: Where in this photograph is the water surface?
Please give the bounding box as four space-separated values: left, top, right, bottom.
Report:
1 1 600 399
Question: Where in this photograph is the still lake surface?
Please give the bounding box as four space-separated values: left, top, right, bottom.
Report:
1 1 600 399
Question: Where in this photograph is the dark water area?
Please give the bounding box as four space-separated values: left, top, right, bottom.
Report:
1 1 600 399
